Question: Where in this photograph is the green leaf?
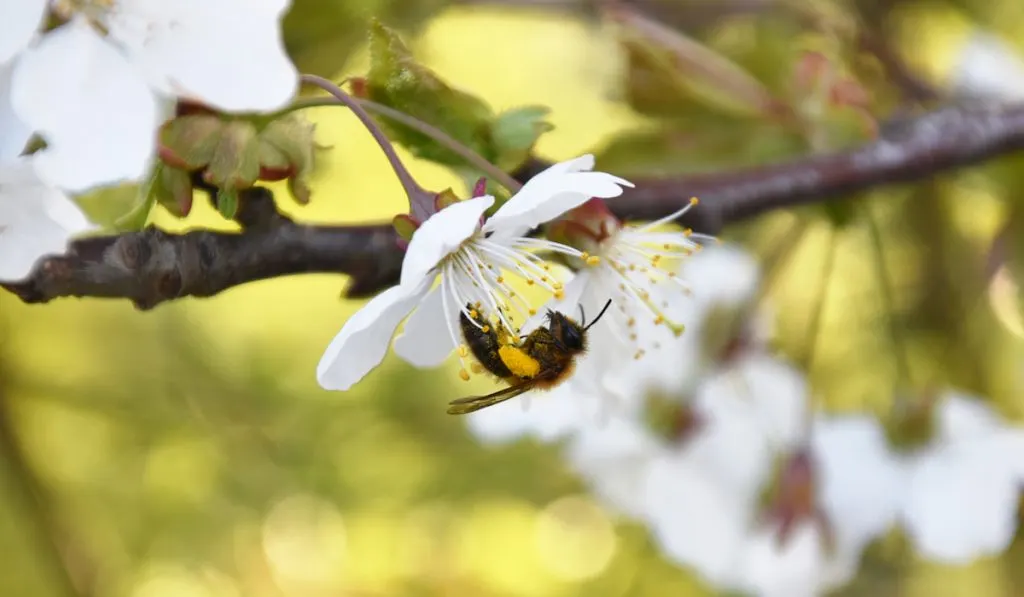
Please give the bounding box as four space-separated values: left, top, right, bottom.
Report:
613 6 789 121
365 20 496 166
490 106 554 171
216 188 239 220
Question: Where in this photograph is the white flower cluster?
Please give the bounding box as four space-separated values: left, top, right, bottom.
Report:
0 1 297 281
461 246 1024 595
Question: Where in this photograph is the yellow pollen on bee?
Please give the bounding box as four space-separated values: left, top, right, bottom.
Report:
459 369 470 381
458 345 469 357
498 345 541 377
586 255 601 266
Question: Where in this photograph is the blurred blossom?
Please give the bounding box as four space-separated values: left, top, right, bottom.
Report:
899 391 1024 564
319 155 632 391
0 62 95 281
951 31 1024 101
2 0 299 193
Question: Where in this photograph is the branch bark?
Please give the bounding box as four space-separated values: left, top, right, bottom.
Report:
5 101 1024 308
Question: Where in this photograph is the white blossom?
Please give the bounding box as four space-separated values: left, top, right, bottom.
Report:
899 391 1024 564
0 62 95 281
2 0 299 192
317 155 632 391
951 31 1024 101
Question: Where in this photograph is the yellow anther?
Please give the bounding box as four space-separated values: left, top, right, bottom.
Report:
689 196 699 205
469 309 479 319
543 264 551 271
586 255 601 266
619 283 626 291
459 369 471 381
553 281 563 290
628 264 636 271
526 279 535 286
458 345 469 357
629 333 638 341
508 291 516 298
654 315 665 325
684 228 693 236
554 290 565 300
482 325 491 333
627 317 636 327
668 272 677 278
581 252 590 261
663 243 672 250
540 276 548 283
496 276 505 284
651 255 662 263
529 308 537 316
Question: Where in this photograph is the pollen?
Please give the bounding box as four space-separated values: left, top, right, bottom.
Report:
498 345 541 378
654 315 665 325
469 309 479 319
496 276 505 284
586 255 601 266
471 362 485 374
684 228 693 236
526 279 535 286
553 281 563 290
458 344 469 357
459 369 471 381
481 325 491 333
689 197 699 205
554 289 565 300
529 308 537 316
581 252 590 261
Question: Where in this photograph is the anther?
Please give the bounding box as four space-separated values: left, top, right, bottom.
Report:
482 325 491 333
458 345 469 357
689 197 699 205
586 255 601 266
459 369 471 381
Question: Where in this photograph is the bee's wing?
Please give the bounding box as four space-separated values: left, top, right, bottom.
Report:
447 381 536 415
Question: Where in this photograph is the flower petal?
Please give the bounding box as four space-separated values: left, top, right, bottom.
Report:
465 384 594 444
936 390 1004 443
0 61 31 160
735 354 808 451
0 159 96 281
105 0 298 112
735 523 827 597
0 0 46 64
317 278 431 391
483 155 633 236
812 415 903 553
644 455 752 589
901 444 1021 563
392 282 458 368
401 195 493 287
11 18 158 192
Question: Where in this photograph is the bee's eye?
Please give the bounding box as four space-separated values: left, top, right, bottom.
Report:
561 325 584 350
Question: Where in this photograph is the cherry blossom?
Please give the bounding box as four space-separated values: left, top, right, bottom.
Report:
317 155 632 391
2 0 299 192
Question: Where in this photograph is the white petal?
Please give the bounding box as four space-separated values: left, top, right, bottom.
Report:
0 60 31 160
812 415 903 553
951 31 1024 102
317 279 431 391
401 195 493 287
0 159 96 281
736 524 827 597
644 455 752 589
0 0 46 64
483 155 633 236
105 0 298 112
682 243 761 311
392 282 459 368
566 413 660 520
11 18 158 192
464 383 592 444
936 390 1004 443
734 354 809 451
901 443 1021 563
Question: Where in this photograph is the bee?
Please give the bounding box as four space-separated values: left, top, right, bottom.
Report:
447 299 613 415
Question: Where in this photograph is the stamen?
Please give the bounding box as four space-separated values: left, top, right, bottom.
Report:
459 369 470 381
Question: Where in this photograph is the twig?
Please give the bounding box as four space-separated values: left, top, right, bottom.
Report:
5 101 1024 307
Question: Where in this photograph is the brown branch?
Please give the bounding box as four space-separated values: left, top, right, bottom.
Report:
4 101 1024 308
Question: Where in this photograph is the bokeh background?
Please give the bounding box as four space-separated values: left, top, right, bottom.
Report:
3 1 1024 596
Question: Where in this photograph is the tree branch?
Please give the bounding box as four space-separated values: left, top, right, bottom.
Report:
5 101 1024 308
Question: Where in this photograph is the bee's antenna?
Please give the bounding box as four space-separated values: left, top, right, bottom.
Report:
584 299 613 331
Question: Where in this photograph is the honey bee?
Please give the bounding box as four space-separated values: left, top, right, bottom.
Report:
447 299 613 415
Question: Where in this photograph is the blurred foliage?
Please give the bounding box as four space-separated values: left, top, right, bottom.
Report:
4 1 1024 597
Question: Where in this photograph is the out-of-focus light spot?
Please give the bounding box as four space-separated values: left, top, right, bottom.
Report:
131 564 238 597
988 265 1024 339
17 400 117 485
143 436 220 505
534 495 617 581
456 499 557 596
399 503 460 580
261 494 347 592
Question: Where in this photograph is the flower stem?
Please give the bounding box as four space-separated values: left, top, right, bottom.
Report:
295 76 523 194
300 74 431 210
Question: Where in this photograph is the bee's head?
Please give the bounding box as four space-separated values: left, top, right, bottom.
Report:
547 311 586 352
